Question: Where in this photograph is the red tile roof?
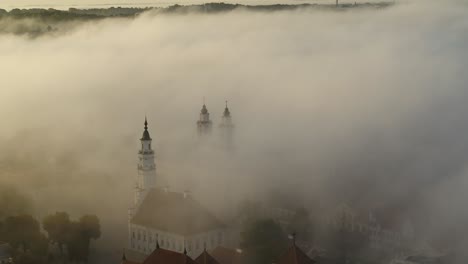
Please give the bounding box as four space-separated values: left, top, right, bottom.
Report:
276 243 316 264
142 247 198 264
210 247 246 264
195 250 221 264
131 188 225 236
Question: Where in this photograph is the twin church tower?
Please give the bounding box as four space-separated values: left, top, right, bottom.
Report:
196 101 234 139
134 102 234 205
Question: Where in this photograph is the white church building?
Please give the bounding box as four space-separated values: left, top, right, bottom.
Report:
127 118 227 258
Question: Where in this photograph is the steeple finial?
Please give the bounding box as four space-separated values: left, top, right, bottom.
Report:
141 116 152 141
223 100 231 117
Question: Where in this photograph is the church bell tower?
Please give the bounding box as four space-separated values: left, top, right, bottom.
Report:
219 101 234 148
197 102 212 136
135 117 157 205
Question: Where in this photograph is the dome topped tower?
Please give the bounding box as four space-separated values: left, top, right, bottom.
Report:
197 101 212 137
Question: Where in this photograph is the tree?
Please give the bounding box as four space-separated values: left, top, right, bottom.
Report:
78 215 101 240
42 213 101 263
240 219 287 264
1 215 48 264
67 215 101 263
43 212 71 255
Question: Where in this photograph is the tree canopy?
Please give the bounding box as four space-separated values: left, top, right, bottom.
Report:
241 219 287 264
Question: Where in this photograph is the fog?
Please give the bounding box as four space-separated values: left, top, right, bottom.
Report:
1 0 468 262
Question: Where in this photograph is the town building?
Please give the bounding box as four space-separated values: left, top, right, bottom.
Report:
325 204 415 255
127 119 227 258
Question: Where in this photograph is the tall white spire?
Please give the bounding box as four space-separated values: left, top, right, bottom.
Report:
135 117 157 205
197 99 212 136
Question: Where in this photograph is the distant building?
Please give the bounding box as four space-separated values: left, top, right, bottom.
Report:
128 119 227 258
325 204 415 255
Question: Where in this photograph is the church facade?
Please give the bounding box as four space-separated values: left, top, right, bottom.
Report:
127 118 227 258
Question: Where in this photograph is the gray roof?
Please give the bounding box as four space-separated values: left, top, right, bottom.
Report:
131 189 225 236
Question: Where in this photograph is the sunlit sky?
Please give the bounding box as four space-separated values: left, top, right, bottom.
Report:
0 0 386 10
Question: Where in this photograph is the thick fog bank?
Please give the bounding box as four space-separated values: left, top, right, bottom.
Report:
1 0 468 259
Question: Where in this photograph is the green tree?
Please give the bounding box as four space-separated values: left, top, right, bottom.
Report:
78 215 101 240
240 219 287 264
1 215 48 264
43 212 71 255
42 213 100 263
67 215 101 263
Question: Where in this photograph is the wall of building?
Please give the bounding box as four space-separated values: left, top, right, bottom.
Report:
129 224 225 258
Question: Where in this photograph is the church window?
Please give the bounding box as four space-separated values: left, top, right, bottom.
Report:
138 231 141 240
144 233 146 241
132 231 135 239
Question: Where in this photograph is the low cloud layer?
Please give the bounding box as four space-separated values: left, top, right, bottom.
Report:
1 0 468 259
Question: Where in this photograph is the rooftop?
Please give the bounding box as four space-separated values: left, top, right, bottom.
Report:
131 188 225 236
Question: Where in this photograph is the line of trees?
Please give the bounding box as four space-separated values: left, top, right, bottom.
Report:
0 212 100 264
43 212 101 263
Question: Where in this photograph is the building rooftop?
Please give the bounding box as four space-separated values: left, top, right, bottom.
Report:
210 247 246 264
195 249 221 264
143 247 198 264
131 188 225 236
276 242 316 264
